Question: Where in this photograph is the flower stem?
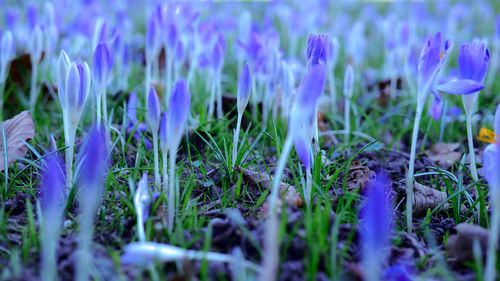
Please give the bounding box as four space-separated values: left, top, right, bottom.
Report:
305 166 312 207
208 77 216 122
216 75 223 119
29 62 38 115
0 82 5 122
102 86 108 126
145 60 151 104
329 70 336 112
153 132 160 189
344 97 351 146
167 146 177 233
96 93 102 127
465 110 478 181
231 111 243 168
162 148 168 193
407 101 424 233
261 135 293 281
64 118 76 191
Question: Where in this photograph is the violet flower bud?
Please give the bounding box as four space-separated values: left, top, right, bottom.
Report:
307 34 329 67
41 153 66 214
359 172 393 281
160 112 167 152
29 25 43 65
66 62 91 123
237 63 251 112
483 104 500 193
167 78 190 148
166 23 178 51
57 50 71 108
92 42 113 91
26 4 38 30
0 30 14 84
77 125 108 200
344 64 354 99
174 40 184 64
145 16 160 62
92 19 108 51
211 42 224 73
147 86 161 134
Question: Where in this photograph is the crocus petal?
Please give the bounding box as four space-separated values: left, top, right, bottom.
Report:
147 86 161 132
41 153 66 213
483 143 500 190
430 91 443 121
167 78 191 148
297 64 327 110
237 63 252 111
57 50 71 108
435 79 483 95
159 112 167 151
458 40 489 83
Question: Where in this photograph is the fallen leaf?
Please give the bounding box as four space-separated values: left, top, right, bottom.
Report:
425 143 462 169
446 223 489 265
412 182 446 217
0 111 35 171
346 160 375 192
235 167 304 208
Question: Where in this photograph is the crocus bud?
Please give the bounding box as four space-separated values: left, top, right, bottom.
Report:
41 153 65 214
211 42 224 73
145 16 160 62
160 112 167 152
307 34 329 67
57 50 71 108
167 78 190 149
92 18 108 51
147 86 161 133
360 172 393 281
237 63 251 113
174 40 184 64
328 36 339 68
44 2 56 27
166 23 178 51
26 4 38 30
66 62 91 124
0 30 14 83
343 64 354 99
29 25 43 65
92 42 113 91
77 125 108 199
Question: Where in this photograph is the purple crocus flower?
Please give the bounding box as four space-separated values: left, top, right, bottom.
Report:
418 33 484 120
166 23 178 51
159 112 167 152
92 42 114 90
0 30 14 84
306 34 329 68
41 153 66 213
289 65 327 169
65 61 91 123
359 172 393 281
77 125 108 195
26 4 38 30
458 41 489 83
211 42 224 73
237 63 252 112
483 104 500 191
145 16 161 62
167 78 190 149
147 86 161 133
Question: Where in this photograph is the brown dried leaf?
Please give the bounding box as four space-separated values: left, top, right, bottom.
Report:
235 167 304 208
426 143 462 169
0 111 35 171
446 223 489 265
346 160 375 192
412 182 446 217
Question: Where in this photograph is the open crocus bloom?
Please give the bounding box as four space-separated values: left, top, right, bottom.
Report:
420 34 486 120
482 104 500 201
